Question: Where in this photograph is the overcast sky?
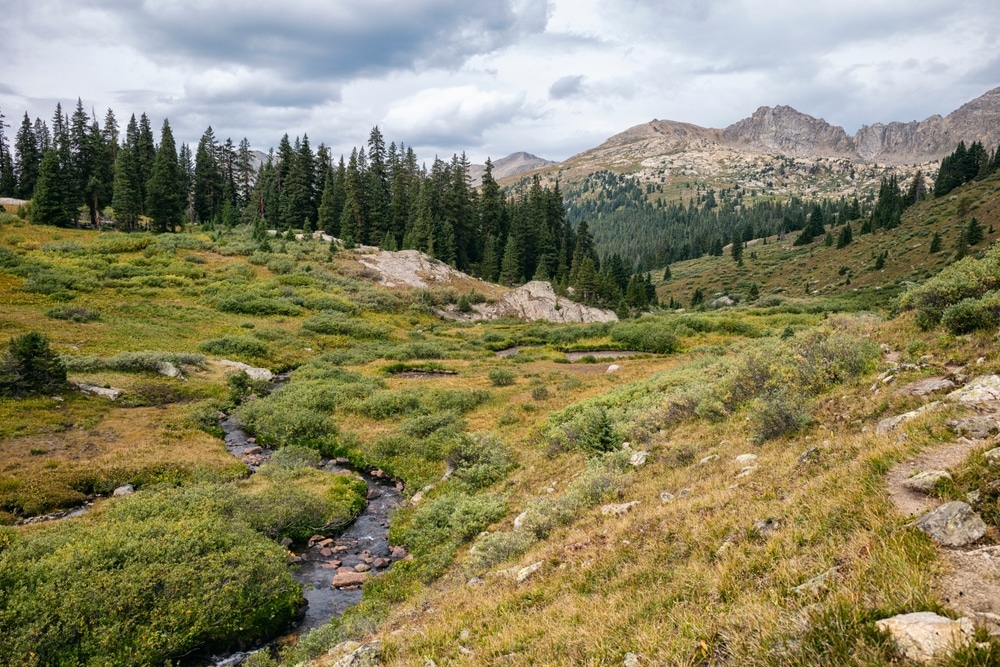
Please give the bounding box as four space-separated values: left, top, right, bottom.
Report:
2 0 999 164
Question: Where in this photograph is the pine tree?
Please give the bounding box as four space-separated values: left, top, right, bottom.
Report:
13 113 40 198
966 216 984 246
731 231 744 264
836 222 853 249
194 127 222 224
499 234 520 286
146 119 183 233
0 107 15 196
32 148 73 226
929 231 942 253
662 264 671 281
111 145 142 230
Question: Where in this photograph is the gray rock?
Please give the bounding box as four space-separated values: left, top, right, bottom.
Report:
734 453 759 466
606 364 621 374
513 510 529 530
156 361 183 378
875 612 974 664
73 382 122 401
793 566 840 595
659 491 675 503
876 403 940 433
903 470 952 493
467 577 485 587
601 501 641 516
218 359 274 382
628 450 649 467
699 454 719 465
986 447 1000 465
516 561 544 583
901 377 956 397
946 416 999 439
797 447 820 464
947 375 1000 403
331 640 382 667
915 501 987 547
623 652 645 667
710 296 735 309
753 518 781 539
735 466 758 478
112 484 134 497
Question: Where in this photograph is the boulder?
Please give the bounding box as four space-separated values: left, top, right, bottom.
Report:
659 491 675 503
606 364 621 374
903 470 952 494
900 377 956 397
516 561 544 583
946 416 999 439
156 361 183 378
915 501 986 547
875 612 975 664
513 510 529 530
218 359 274 382
734 453 759 466
331 571 369 588
73 382 122 401
112 484 134 497
628 450 649 467
479 280 618 324
699 454 719 465
985 447 1000 465
948 375 1000 403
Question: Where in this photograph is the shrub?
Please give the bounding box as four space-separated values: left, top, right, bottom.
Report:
198 336 269 359
301 314 392 340
531 386 550 401
610 319 680 353
61 351 206 374
488 368 516 386
45 305 101 322
302 295 357 314
400 410 460 438
398 493 507 555
546 405 619 454
941 292 1000 334
448 433 515 489
749 389 811 442
91 234 153 253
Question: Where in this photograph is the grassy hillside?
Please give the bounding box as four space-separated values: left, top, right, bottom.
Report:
1 201 1000 665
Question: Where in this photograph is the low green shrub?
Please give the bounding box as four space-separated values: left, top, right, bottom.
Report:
545 405 619 454
610 319 680 353
749 389 811 442
44 305 101 322
488 368 516 386
91 234 153 253
448 432 515 489
302 313 392 340
198 336 269 359
62 351 206 373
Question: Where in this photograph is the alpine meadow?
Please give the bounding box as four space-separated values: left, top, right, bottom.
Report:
4 71 1000 667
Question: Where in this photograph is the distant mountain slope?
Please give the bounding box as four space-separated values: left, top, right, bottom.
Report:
468 151 555 187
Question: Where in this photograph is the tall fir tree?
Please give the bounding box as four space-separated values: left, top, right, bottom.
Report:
145 119 184 233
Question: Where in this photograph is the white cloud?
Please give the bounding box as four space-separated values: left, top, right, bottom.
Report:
382 86 529 148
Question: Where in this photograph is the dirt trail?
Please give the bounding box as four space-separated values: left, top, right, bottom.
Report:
882 366 1000 635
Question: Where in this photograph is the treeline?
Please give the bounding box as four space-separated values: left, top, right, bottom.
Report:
563 170 867 271
0 101 655 313
933 140 1000 197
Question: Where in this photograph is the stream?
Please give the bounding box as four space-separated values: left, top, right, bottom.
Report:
208 408 403 665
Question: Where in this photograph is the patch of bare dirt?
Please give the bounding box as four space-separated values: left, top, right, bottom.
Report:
885 438 984 518
940 546 1000 636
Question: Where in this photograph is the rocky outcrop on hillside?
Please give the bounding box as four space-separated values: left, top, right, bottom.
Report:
356 249 477 289
477 281 617 323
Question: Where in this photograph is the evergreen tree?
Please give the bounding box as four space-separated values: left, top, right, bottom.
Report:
317 169 340 237
966 216 985 246
0 332 66 397
14 112 40 199
662 264 671 281
32 148 74 226
194 127 222 224
111 144 142 230
499 233 520 286
929 231 942 253
339 148 365 245
836 222 853 249
0 107 15 196
145 119 183 233
731 231 744 264
135 113 156 212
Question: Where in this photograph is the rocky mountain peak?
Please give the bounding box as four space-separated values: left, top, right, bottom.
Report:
721 105 856 158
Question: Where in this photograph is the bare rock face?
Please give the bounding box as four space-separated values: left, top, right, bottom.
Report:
479 281 617 323
948 375 1000 403
875 612 975 664
357 249 476 288
722 105 856 158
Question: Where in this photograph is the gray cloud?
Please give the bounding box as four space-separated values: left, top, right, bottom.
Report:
549 75 586 99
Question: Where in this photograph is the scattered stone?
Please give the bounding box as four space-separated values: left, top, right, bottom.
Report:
679 488 691 498
354 563 371 572
601 501 641 516
623 652 645 667
947 416 999 439
332 545 350 553
877 403 941 433
699 454 719 465
308 534 326 546
321 561 343 569
949 375 1000 403
372 557 390 569
331 571 369 588
966 490 982 504
279 537 293 548
320 548 333 558
516 561 544 583
459 629 470 641
793 566 840 595
370 468 386 479
366 488 382 500
915 502 987 547
986 447 1000 465
797 447 820 464
753 518 781 539
903 470 952 494
390 545 408 559
458 646 474 656
659 491 675 503
156 361 183 378
112 484 134 497
606 364 621 374
735 466 758 479
409 490 425 506
628 450 649 467
73 382 122 401
900 377 955 397
875 612 974 664
330 640 382 667
218 359 274 382
243 445 263 455
513 510 529 530
734 453 758 466
467 577 485 587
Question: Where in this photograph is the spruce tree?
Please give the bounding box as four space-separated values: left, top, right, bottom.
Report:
111 145 142 230
929 231 942 253
14 112 40 198
146 119 184 233
32 149 73 225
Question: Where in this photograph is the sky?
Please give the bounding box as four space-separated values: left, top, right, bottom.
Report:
2 0 999 165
